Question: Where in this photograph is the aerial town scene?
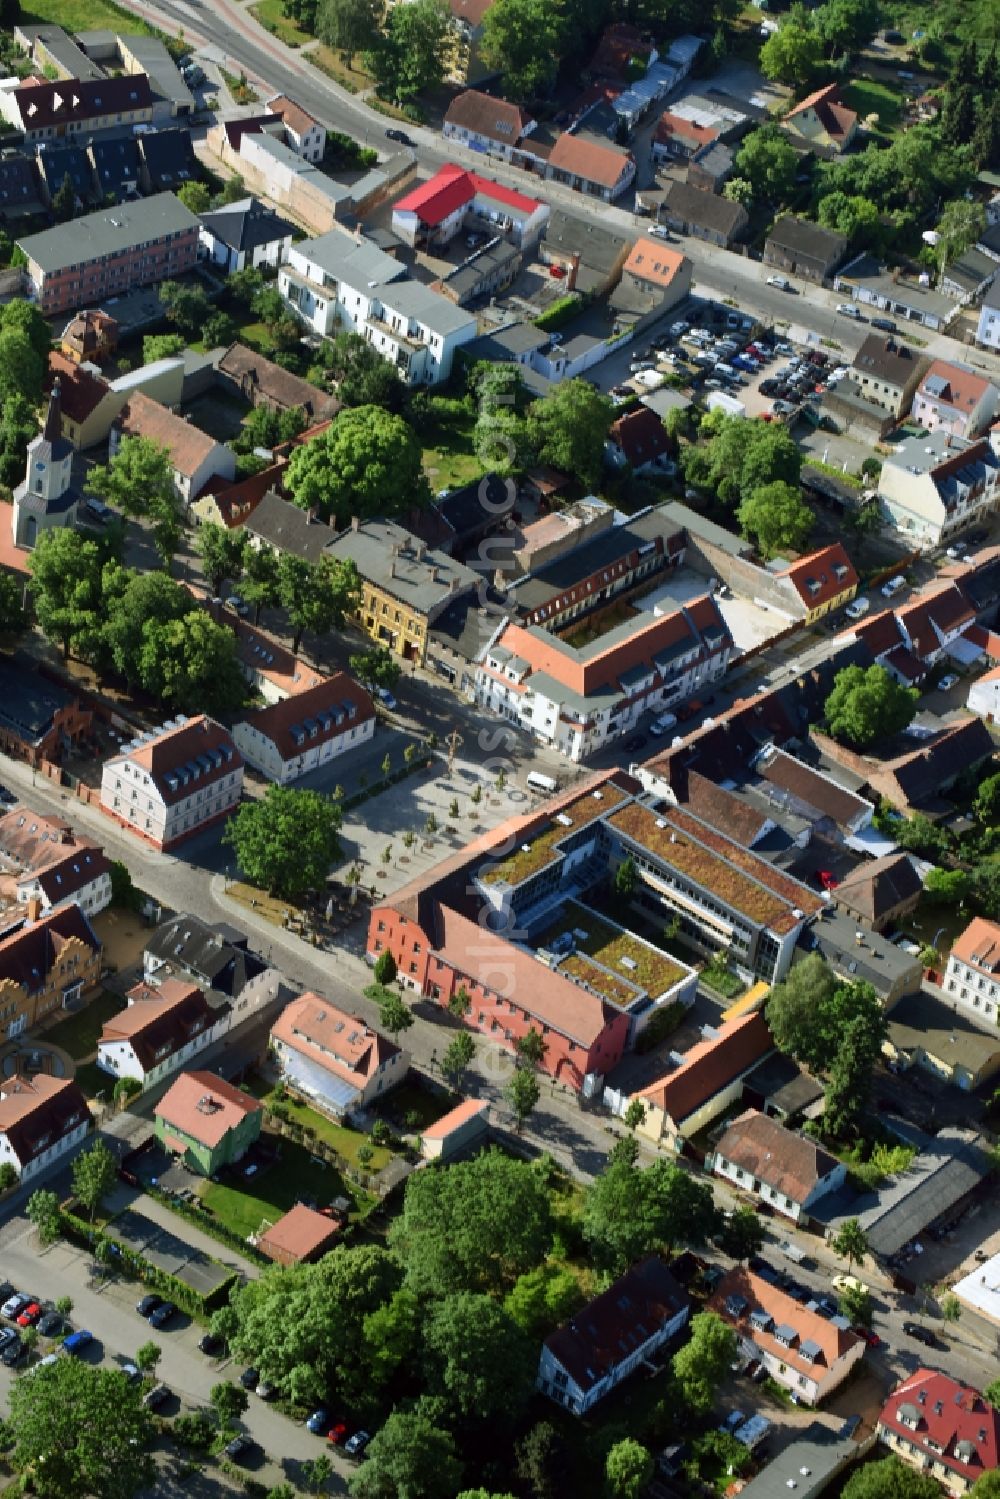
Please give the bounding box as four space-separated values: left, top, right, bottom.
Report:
0 0 998 1495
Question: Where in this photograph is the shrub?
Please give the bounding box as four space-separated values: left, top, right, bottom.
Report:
534 295 580 332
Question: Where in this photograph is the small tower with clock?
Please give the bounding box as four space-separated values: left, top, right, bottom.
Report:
12 377 80 550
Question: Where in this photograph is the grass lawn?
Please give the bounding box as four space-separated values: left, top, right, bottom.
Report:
22 0 154 33
373 1080 454 1132
250 0 312 46
842 79 904 135
44 991 123 1060
310 45 371 93
199 1136 374 1240
272 1093 392 1170
420 400 482 493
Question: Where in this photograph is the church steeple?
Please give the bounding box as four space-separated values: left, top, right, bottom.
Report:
42 378 63 443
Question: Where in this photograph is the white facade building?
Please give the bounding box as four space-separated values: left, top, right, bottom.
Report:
943 918 1000 1026
100 714 243 852
270 992 410 1118
0 1074 90 1185
266 95 326 163
976 302 1000 354
878 429 1000 546
232 674 375 784
97 977 225 1088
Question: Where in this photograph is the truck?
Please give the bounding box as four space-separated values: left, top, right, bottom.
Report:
706 390 746 418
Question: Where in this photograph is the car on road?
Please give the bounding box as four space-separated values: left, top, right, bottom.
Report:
256 1381 277 1400
375 687 397 710
669 321 689 338
136 1295 161 1317
2 1293 30 1320
836 303 865 320
649 224 672 240
871 317 896 333
240 1366 260 1390
649 712 678 737
385 127 413 145
841 1415 862 1438
853 1326 881 1347
881 574 906 598
345 1430 372 1458
17 1302 42 1326
121 1362 142 1383
937 673 959 691
36 1311 63 1337
225 1434 259 1464
945 541 968 559
766 275 793 291
903 1321 938 1347
1 1334 23 1366
226 595 249 617
844 595 871 620
199 1331 225 1356
148 1300 177 1328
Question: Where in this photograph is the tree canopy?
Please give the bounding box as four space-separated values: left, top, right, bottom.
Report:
87 435 181 568
767 955 885 1075
582 1157 718 1273
480 0 564 98
326 330 408 413
841 1454 940 1499
684 412 801 505
370 0 451 102
525 379 613 489
422 1293 535 1425
734 123 799 202
224 784 342 900
285 406 429 525
824 663 918 748
672 1311 738 1416
349 1410 463 1499
737 480 814 559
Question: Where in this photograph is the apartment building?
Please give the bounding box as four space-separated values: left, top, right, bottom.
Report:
0 1073 90 1184
878 1371 1000 1495
232 673 375 783
100 715 243 852
279 230 476 384
0 903 103 1041
17 191 199 316
943 918 1000 1025
878 429 1000 546
475 598 735 762
912 360 999 441
634 1012 774 1151
97 977 221 1087
270 992 410 1118
849 334 927 420
0 807 110 919
0 73 152 142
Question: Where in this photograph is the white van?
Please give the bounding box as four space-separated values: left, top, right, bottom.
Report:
649 712 678 736
845 595 870 620
526 771 558 795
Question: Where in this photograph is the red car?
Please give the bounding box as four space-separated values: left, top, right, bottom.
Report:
816 870 840 891
16 1302 41 1327
853 1326 881 1347
327 1423 349 1446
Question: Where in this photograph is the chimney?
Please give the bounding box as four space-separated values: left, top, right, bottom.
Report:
26 895 42 923
449 575 462 594
390 560 396 579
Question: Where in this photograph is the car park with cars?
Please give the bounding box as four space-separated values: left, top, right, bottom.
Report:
345 1430 372 1458
148 1300 177 1328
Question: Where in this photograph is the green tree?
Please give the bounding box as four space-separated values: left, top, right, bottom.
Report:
224 784 342 899
525 379 613 488
29 529 108 660
841 1455 940 1499
9 1356 154 1499
941 1293 961 1326
504 1264 582 1338
0 571 26 635
0 327 45 407
134 1341 161 1373
226 265 266 308
583 1157 718 1274
606 1438 655 1499
686 411 801 505
142 332 186 364
218 173 247 207
0 391 40 489
623 1098 646 1133
737 480 814 559
72 1140 116 1222
719 1205 766 1263
613 854 637 907
672 1311 738 1417
975 773 1000 824
301 1455 334 1494
195 522 247 595
285 406 429 525
760 19 823 88
88 436 181 569
140 610 247 714
277 553 360 654
350 645 402 692
377 990 414 1038
326 330 407 413
26 1188 61 1243
203 311 237 349
349 1411 462 1499
480 0 564 98
373 948 397 985
158 280 213 339
838 1283 873 1328
923 868 969 906
423 1292 535 1424
734 123 800 202
935 199 987 272
506 1067 540 1134
177 181 211 214
54 1296 73 1318
210 1381 248 1426
51 172 76 224
514 1421 564 1499
473 365 528 474
442 1031 476 1089
389 1148 552 1294
317 0 382 69
448 984 472 1018
815 0 880 55
362 1287 421 1392
723 176 754 207
971 1474 1000 1499
1 299 51 368
241 543 282 625
0 1161 17 1191
515 1027 547 1070
768 958 884 1074
825 663 918 748
371 0 451 102
817 190 883 247
832 1217 869 1275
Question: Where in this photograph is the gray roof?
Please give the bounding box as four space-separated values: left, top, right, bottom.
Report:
660 500 754 559
137 128 197 191
326 519 479 615
246 490 332 563
943 247 997 295
0 658 76 745
801 908 921 999
886 990 1000 1077
836 253 956 323
742 1053 824 1119
118 34 195 108
766 215 847 263
0 152 41 212
443 239 520 301
200 197 295 254
544 206 630 276
377 278 477 339
253 135 351 203
293 228 402 285
27 24 104 79
145 913 267 998
18 190 198 273
733 1423 857 1499
469 320 549 357
663 180 746 238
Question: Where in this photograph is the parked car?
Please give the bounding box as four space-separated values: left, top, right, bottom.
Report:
815 870 839 892
903 1322 938 1347
148 1300 177 1329
845 595 870 620
345 1430 372 1458
62 1329 93 1356
327 1422 349 1445
1 1335 23 1366
225 1434 259 1464
256 1381 277 1400
307 1408 331 1434
199 1332 225 1356
766 275 793 291
649 224 672 240
136 1295 162 1318
143 1383 171 1410
385 127 413 145
871 316 896 332
881 574 906 598
121 1362 142 1384
375 687 397 711
2 1294 30 1320
17 1302 42 1327
226 595 249 617
836 303 865 320
854 1326 881 1347
36 1311 63 1338
945 541 968 559
649 712 678 737
239 1367 260 1389
937 673 959 691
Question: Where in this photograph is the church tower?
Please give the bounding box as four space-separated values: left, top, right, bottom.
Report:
12 378 80 550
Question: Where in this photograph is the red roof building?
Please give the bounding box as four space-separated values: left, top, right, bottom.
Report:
545 133 636 201
777 543 859 623
391 164 548 247
232 673 375 784
878 1370 1000 1492
784 83 858 152
653 110 721 160
0 1073 91 1184
256 1202 343 1265
100 715 243 852
606 407 672 471
271 992 410 1117
635 1011 774 1147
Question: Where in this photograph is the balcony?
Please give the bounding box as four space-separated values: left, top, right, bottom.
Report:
366 313 422 352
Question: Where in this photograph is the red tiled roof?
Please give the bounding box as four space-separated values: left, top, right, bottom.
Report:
266 94 319 137
113 716 241 806
155 1070 261 1149
608 406 670 466
422 1097 489 1141
100 978 214 1072
117 392 222 480
786 83 857 143
194 460 286 528
850 607 904 658
656 111 719 149
884 644 925 682
548 132 632 189
711 1268 863 1378
897 584 976 659
271 992 402 1087
444 90 532 145
918 359 992 413
952 917 1000 977
0 807 109 903
623 239 687 288
257 1202 341 1263
879 1369 1000 1484
11 73 152 130
236 672 374 763
0 1074 89 1169
636 1011 773 1121
47 350 110 424
780 543 858 612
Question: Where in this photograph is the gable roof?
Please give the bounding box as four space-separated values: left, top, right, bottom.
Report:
887 717 993 805
110 715 241 805
0 902 101 994
231 618 324 698
833 852 921 924
755 746 870 829
0 807 109 903
779 543 858 613
421 1097 489 1141
952 916 1000 977
548 132 632 189
144 913 266 996
623 238 687 289
0 1073 89 1168
544 1256 688 1394
137 127 197 191
236 673 374 762
444 90 532 145
156 1069 261 1148
217 343 340 421
9 73 152 131
100 977 215 1071
394 162 542 227
245 490 333 562
199 197 295 254
655 110 720 150
257 1202 341 1263
636 1011 773 1122
664 180 746 237
853 332 924 386
765 215 847 262
715 1109 838 1205
711 1267 863 1378
785 82 857 144
880 1370 1000 1484
608 406 670 466
116 392 222 479
265 94 320 137
271 991 402 1087
918 359 993 414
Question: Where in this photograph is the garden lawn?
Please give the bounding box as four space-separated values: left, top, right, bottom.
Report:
199 1137 373 1240
23 0 155 32
270 1092 392 1170
420 399 483 492
44 991 123 1060
374 1080 454 1132
250 0 313 46
310 46 372 93
842 79 903 135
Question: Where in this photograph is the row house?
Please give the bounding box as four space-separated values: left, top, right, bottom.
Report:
544 133 636 203
0 73 153 142
100 714 243 852
852 583 977 686
634 1012 774 1151
0 903 102 1042
0 1073 90 1185
442 90 537 162
475 597 734 762
97 977 223 1089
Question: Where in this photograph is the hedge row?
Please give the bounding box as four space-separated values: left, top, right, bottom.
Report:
144 1184 270 1270
59 1209 238 1316
534 295 581 332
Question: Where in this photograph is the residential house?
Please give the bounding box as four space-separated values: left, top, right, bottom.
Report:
610 238 692 325
711 1269 865 1404
256 1203 342 1265
420 1097 489 1161
232 673 375 783
813 715 994 816
540 208 631 295
878 1371 1000 1495
941 247 998 304
0 658 92 768
969 662 1000 721
60 308 117 365
0 73 153 143
884 990 1000 1093
544 133 636 203
652 110 721 163
190 461 283 532
851 583 976 684
686 141 734 194
753 745 874 840
265 95 325 162
0 808 110 919
447 0 497 85
842 333 926 423
832 852 922 933
12 377 80 551
0 902 102 1041
783 84 858 153
976 300 1000 353
198 197 295 274
661 180 748 248
280 229 477 384
111 392 236 507
216 343 340 422
229 619 325 704
774 544 859 625
605 406 672 474
763 217 848 284
35 143 99 212
634 1012 775 1149
834 253 958 332
474 597 735 762
88 135 141 202
100 715 243 853
538 1257 689 1416
97 977 221 1088
878 429 1000 546
442 90 536 161
270 992 410 1118
732 1424 863 1499
911 360 1000 440
391 163 548 250
0 1073 90 1184
17 191 199 317
154 1070 262 1175
143 913 272 1010
710 1109 847 1223
943 917 1000 1026
244 490 332 565
137 126 197 195
325 517 480 665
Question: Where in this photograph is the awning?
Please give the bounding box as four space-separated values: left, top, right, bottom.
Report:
946 632 986 666
845 826 899 857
